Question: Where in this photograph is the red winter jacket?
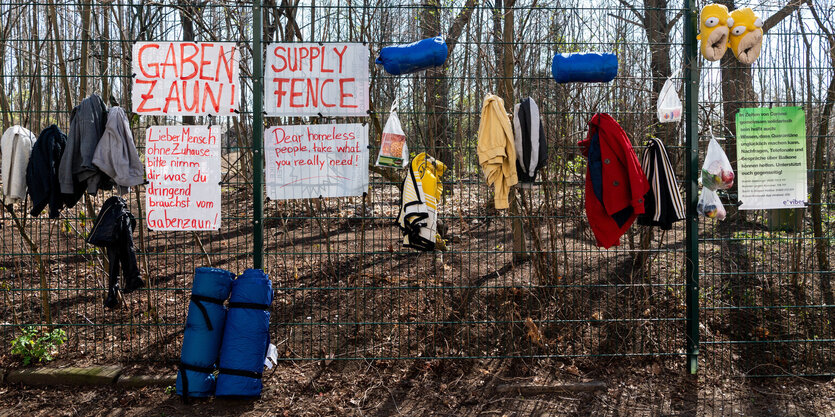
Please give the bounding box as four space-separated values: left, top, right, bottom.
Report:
578 113 649 248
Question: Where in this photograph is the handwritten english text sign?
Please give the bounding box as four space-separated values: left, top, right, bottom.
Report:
264 43 370 117
132 42 240 116
145 125 221 230
265 123 369 200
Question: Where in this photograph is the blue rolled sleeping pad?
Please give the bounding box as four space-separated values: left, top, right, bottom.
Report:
375 36 448 75
551 52 618 83
215 269 273 397
176 267 234 399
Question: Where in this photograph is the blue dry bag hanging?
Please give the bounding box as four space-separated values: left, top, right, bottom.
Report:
551 52 618 83
214 269 273 397
375 36 448 75
176 267 234 399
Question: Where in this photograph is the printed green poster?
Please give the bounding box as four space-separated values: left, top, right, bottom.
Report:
735 106 807 210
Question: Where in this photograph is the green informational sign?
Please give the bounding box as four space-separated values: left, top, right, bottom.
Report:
735 106 807 210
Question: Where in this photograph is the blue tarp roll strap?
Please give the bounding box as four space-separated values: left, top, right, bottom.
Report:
551 52 618 83
176 267 234 400
215 269 273 398
375 36 448 75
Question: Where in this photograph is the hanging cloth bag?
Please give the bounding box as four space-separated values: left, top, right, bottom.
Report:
657 70 682 123
376 101 409 168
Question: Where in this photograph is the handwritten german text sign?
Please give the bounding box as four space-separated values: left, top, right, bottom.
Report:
145 125 221 230
264 43 369 116
265 123 368 200
132 42 240 116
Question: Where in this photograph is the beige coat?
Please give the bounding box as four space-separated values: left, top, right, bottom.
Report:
477 94 518 209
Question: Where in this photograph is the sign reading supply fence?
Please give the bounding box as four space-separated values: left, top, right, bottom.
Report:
132 42 240 116
265 123 368 200
736 106 807 210
145 126 221 230
264 43 370 116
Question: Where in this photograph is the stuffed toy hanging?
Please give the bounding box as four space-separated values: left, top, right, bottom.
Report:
697 4 732 61
698 4 763 64
728 7 763 64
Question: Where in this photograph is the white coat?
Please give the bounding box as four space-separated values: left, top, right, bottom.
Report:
1 126 36 205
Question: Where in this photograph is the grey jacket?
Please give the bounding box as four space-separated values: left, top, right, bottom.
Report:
92 107 144 194
60 94 108 197
1 126 36 205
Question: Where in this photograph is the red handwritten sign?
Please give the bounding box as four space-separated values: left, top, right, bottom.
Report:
145 125 221 230
265 123 368 200
264 44 369 117
132 42 240 116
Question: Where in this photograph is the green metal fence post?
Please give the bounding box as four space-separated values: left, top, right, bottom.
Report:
252 0 265 270
683 0 700 375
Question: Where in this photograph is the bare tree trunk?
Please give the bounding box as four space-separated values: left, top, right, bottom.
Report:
179 1 198 125
79 0 92 99
48 4 73 110
807 0 835 331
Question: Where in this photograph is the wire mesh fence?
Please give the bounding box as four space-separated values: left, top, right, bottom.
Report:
0 0 831 379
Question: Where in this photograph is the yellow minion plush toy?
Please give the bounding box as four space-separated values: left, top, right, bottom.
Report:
697 4 732 61
729 7 763 64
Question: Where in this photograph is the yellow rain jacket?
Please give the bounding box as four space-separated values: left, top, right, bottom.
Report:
397 153 446 251
477 94 518 209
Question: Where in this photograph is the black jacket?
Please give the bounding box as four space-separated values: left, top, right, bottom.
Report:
26 125 74 218
87 196 141 294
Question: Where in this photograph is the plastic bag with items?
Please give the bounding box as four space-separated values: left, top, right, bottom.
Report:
701 137 734 190
697 188 726 220
657 73 682 123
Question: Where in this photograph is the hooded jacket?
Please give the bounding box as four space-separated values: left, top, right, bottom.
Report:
87 196 141 305
578 113 649 248
26 125 72 218
1 126 36 205
92 107 145 194
477 94 518 209
60 94 109 203
513 97 547 186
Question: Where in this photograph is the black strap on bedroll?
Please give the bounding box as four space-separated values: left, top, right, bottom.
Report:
178 362 215 403
227 302 270 310
218 367 263 380
190 294 225 331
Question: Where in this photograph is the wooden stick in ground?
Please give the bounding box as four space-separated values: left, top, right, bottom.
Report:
495 381 607 395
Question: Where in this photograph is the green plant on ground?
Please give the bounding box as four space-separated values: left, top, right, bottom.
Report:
10 326 67 365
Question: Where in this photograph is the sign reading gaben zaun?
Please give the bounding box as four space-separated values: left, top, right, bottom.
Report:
264 43 370 117
132 42 241 116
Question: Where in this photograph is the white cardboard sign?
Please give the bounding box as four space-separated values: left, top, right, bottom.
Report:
145 125 222 230
264 43 370 116
132 42 240 116
265 123 368 200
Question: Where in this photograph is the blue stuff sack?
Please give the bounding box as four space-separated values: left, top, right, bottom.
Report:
176 267 234 399
214 269 273 398
551 52 618 83
375 36 448 75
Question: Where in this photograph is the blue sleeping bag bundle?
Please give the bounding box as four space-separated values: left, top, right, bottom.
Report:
375 36 448 75
551 52 618 83
215 269 273 398
176 267 235 399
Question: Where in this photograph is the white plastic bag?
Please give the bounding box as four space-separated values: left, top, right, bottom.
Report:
697 188 726 220
657 73 682 123
376 101 409 168
701 137 734 190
